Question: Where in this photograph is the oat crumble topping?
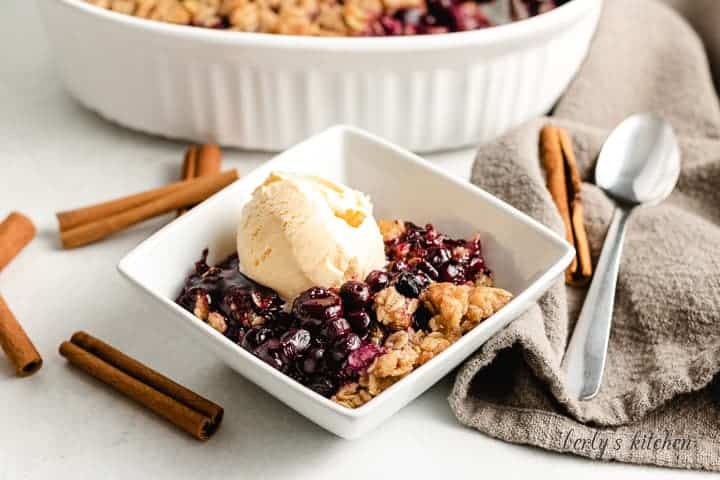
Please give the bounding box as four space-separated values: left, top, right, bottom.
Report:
86 0 569 37
374 286 418 331
377 219 406 243
207 311 228 333
462 286 513 333
192 291 211 321
421 282 512 337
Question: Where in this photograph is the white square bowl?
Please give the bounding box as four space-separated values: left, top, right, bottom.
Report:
118 125 573 439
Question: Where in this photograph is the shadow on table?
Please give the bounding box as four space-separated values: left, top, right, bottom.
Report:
187 363 463 468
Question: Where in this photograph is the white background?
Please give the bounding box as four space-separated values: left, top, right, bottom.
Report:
0 1 705 478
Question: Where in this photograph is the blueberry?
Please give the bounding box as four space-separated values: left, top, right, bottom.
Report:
346 342 383 372
292 287 343 331
416 260 439 280
250 286 283 312
346 310 371 335
467 255 485 275
223 322 243 343
340 281 371 309
280 328 311 358
404 222 422 239
451 3 490 31
439 262 466 283
308 377 336 397
428 247 452 268
221 286 255 326
321 318 352 341
425 0 456 29
241 327 273 350
255 338 284 370
365 270 391 293
266 311 294 333
301 347 326 375
413 304 433 331
394 271 423 298
285 364 306 383
329 333 362 364
394 8 424 27
379 15 403 35
389 260 409 273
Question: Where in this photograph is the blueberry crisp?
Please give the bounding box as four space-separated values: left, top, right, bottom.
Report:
176 220 512 408
86 0 570 37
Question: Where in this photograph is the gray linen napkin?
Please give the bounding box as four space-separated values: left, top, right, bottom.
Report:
662 0 720 92
450 0 720 471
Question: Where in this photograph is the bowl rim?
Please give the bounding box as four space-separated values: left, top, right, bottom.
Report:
117 125 574 422
51 0 599 52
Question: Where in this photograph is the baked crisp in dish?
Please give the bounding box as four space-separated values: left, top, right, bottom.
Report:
177 220 512 408
175 171 511 408
86 0 569 36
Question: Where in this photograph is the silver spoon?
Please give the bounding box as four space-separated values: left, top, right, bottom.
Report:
562 113 681 401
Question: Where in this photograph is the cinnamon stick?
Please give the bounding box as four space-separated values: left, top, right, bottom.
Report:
178 144 222 216
181 146 199 182
71 331 222 424
541 125 577 275
58 169 239 249
59 331 223 441
57 181 188 232
540 125 593 286
0 212 36 272
0 294 42 376
0 212 42 377
558 128 593 286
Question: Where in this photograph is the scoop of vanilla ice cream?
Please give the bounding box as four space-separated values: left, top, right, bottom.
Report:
237 172 387 301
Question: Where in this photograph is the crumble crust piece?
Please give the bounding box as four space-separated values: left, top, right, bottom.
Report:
207 311 228 333
332 283 511 408
420 282 512 336
332 330 419 407
377 219 406 243
374 286 418 331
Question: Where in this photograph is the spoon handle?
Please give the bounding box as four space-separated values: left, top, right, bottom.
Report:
563 206 631 401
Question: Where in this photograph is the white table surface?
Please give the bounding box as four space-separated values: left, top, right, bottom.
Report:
0 2 705 479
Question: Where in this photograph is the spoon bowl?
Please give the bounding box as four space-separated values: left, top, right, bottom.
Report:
596 113 681 205
563 113 681 401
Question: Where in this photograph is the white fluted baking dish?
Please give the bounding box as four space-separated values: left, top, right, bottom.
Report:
37 0 602 152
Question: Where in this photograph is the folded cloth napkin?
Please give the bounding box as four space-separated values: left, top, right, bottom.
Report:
450 0 720 471
662 0 720 92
